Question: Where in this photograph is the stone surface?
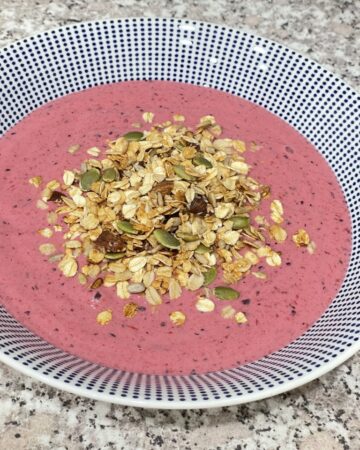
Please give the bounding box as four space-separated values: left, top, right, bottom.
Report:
0 1 359 449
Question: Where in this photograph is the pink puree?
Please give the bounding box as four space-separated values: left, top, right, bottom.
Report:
0 81 351 375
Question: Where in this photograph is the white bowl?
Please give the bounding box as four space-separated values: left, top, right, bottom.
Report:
0 18 359 409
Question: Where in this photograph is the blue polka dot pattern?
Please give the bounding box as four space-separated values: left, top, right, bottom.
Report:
0 18 359 408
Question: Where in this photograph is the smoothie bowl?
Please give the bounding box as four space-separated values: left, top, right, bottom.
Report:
0 18 359 409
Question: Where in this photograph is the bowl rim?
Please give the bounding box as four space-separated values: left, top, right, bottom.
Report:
1 342 359 409
0 16 359 409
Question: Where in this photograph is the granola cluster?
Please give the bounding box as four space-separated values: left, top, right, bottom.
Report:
32 114 315 326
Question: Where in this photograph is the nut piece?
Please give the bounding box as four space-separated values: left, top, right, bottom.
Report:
169 311 186 326
90 277 103 290
96 309 112 325
195 297 215 312
123 302 138 318
292 229 310 247
152 180 174 194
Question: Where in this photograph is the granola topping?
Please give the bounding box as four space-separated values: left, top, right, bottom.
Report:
35 114 316 326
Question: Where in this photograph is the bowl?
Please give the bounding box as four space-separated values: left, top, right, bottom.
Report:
0 17 359 409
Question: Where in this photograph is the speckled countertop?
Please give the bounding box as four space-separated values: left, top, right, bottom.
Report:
0 1 359 449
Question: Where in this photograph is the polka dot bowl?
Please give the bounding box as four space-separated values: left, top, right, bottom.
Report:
0 18 359 409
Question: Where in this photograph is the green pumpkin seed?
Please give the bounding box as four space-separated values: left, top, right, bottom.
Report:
105 252 125 260
230 215 250 230
214 286 240 301
123 131 144 141
153 229 180 249
80 168 101 191
102 167 119 182
177 232 200 242
193 155 213 168
173 165 196 181
195 243 211 254
203 267 217 286
114 220 138 235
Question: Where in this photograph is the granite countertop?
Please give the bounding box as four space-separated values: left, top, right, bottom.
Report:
0 1 359 449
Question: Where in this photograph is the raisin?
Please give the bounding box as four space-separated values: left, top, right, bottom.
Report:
95 230 126 253
188 195 207 215
49 191 65 203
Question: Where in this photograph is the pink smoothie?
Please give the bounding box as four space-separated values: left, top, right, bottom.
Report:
0 81 351 375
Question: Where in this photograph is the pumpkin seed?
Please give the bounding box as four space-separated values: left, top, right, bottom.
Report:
214 286 240 301
153 229 180 249
80 168 101 191
123 131 144 141
195 243 211 254
203 267 217 286
114 220 138 235
102 167 119 182
230 215 250 230
193 155 213 168
105 252 125 260
177 232 200 242
173 165 196 181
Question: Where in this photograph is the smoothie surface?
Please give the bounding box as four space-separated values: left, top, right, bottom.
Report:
0 81 351 375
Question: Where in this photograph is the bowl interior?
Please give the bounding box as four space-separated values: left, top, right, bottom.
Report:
0 18 359 408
